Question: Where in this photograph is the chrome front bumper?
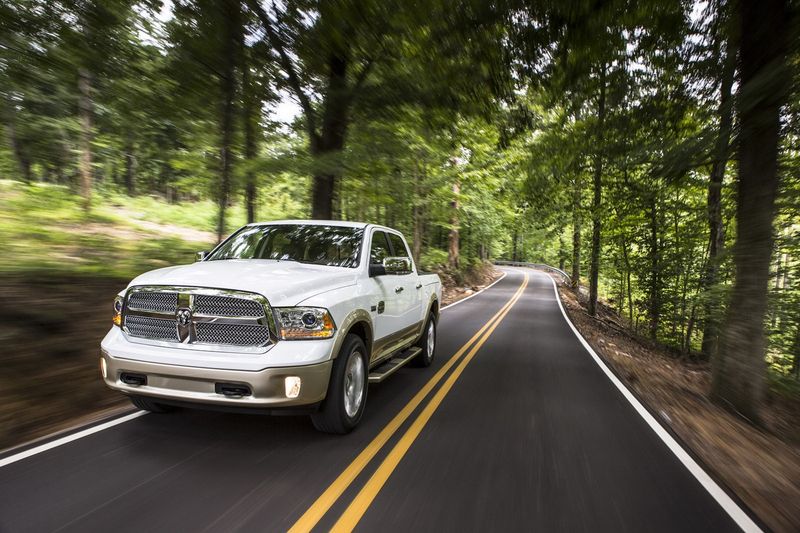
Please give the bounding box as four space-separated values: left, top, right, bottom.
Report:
101 350 332 408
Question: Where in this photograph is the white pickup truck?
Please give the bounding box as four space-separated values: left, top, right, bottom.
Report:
101 221 442 433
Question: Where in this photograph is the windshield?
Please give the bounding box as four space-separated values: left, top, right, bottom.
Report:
207 224 363 268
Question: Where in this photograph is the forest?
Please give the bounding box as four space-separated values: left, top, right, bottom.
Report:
1 0 798 426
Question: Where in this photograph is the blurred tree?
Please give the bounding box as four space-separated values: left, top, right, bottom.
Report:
247 0 391 219
170 0 242 239
168 0 275 238
59 0 144 210
713 0 791 421
699 0 737 360
216 0 241 241
247 0 509 220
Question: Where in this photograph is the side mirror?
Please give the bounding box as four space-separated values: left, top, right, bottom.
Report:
383 256 412 275
369 263 386 277
195 251 209 262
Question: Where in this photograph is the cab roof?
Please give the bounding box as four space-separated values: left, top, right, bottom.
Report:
247 219 392 230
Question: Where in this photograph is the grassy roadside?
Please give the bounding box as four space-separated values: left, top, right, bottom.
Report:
0 180 218 279
553 275 800 533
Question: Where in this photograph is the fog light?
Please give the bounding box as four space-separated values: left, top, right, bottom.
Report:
100 357 107 379
285 376 301 398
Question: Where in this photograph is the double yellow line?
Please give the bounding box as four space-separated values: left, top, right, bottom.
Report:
290 273 529 532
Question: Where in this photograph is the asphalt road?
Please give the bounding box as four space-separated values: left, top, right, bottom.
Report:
0 268 751 532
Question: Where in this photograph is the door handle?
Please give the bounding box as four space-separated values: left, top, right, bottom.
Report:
395 286 404 293
415 283 423 289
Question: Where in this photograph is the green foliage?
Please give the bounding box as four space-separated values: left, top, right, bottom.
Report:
419 248 449 272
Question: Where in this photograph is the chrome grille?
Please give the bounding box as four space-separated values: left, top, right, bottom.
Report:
122 287 273 351
127 291 177 313
124 315 179 342
194 295 263 317
195 323 270 346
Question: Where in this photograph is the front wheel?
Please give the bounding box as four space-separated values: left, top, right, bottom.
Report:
311 334 368 434
412 315 436 367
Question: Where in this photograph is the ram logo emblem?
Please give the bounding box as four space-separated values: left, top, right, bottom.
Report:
176 308 193 327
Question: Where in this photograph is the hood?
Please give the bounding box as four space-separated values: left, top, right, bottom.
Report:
128 260 359 306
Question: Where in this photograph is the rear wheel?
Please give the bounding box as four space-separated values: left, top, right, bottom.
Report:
130 395 174 413
412 314 436 367
311 334 368 434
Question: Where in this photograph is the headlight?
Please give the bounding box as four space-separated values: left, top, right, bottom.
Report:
275 307 336 339
113 295 123 327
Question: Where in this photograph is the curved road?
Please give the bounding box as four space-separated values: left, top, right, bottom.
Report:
0 268 753 532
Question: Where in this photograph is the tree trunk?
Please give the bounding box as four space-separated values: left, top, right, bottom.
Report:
216 0 240 242
78 68 93 212
571 176 582 289
243 57 258 223
771 252 783 329
679 258 690 348
712 0 789 421
621 236 634 323
648 194 661 341
412 212 423 264
588 63 606 316
124 133 136 195
448 180 460 270
512 226 519 262
685 303 698 354
701 21 737 360
161 158 175 203
109 159 117 187
791 323 800 377
311 53 349 220
4 107 32 182
311 174 336 219
412 163 423 264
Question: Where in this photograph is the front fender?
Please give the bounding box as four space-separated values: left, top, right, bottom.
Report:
330 308 374 360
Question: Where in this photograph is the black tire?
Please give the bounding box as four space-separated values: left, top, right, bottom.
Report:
412 314 436 367
130 395 174 413
311 334 368 434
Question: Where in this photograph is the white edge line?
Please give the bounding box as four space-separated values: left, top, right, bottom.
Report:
540 271 760 533
0 411 148 468
441 271 508 312
0 270 506 469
